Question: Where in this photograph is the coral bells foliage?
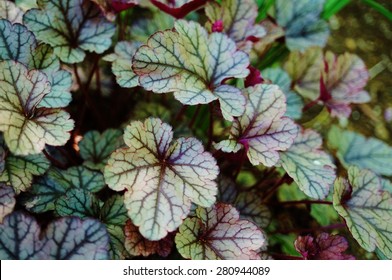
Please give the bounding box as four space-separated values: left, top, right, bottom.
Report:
0 0 391 260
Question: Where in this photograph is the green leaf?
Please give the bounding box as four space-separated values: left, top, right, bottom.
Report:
275 0 330 51
0 20 72 108
132 102 172 123
104 118 219 240
0 138 50 194
133 20 250 121
100 195 128 226
262 67 303 120
23 0 116 63
104 41 142 88
215 84 298 167
333 166 392 258
106 224 129 260
175 203 266 259
55 188 100 218
217 176 238 204
124 220 174 257
0 60 74 155
280 129 336 199
130 11 174 42
328 126 392 176
321 0 351 19
0 184 15 223
23 166 105 212
235 192 271 228
0 1 24 23
79 129 124 171
205 0 266 52
311 203 339 226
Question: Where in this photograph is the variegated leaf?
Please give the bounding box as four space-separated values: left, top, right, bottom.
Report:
0 184 15 223
133 20 249 121
0 1 24 23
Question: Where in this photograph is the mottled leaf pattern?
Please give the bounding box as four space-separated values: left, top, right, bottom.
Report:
215 84 298 166
124 220 173 257
333 166 392 258
205 0 265 52
328 126 392 176
105 118 219 240
295 233 355 260
0 137 50 194
79 129 123 171
104 41 141 88
106 224 129 259
262 67 303 120
0 184 15 223
0 61 74 155
275 0 329 51
0 1 24 23
133 20 249 121
100 195 128 226
55 188 100 218
24 0 116 63
234 192 270 228
175 203 266 259
280 129 336 199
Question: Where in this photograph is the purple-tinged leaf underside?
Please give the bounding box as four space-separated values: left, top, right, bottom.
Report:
133 20 249 121
205 0 266 52
328 126 392 176
23 0 116 63
104 118 219 240
215 84 298 167
150 0 207 19
0 183 15 223
104 41 142 88
124 220 173 257
279 129 336 199
333 166 392 258
175 203 266 260
295 232 355 260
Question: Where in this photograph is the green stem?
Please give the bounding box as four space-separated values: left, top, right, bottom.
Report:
361 0 392 21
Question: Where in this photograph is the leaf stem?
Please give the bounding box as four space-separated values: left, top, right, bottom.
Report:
207 103 214 150
175 105 188 122
262 173 291 201
188 105 201 130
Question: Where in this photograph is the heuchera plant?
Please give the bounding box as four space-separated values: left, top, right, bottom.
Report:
0 0 391 260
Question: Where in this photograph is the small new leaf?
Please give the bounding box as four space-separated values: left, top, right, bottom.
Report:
280 129 336 199
295 232 355 260
328 126 392 176
333 166 392 258
104 118 219 240
133 20 249 121
215 84 298 167
175 203 266 260
24 0 116 63
124 220 173 257
0 184 15 223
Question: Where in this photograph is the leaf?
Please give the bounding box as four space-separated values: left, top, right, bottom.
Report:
253 19 285 56
333 166 392 258
55 188 100 218
0 1 24 23
24 0 116 63
104 41 141 88
79 129 124 170
0 20 72 108
0 184 15 223
234 192 271 228
130 11 174 43
175 203 266 260
90 0 138 21
287 50 370 118
275 0 330 51
217 176 238 204
132 102 171 123
124 220 173 257
23 166 105 212
0 60 74 155
205 0 266 52
0 137 50 194
42 216 110 259
133 20 249 121
262 67 303 120
328 126 392 176
279 129 336 199
100 195 128 226
106 224 129 259
104 118 219 240
294 232 355 260
150 0 207 19
0 212 44 259
215 84 298 167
